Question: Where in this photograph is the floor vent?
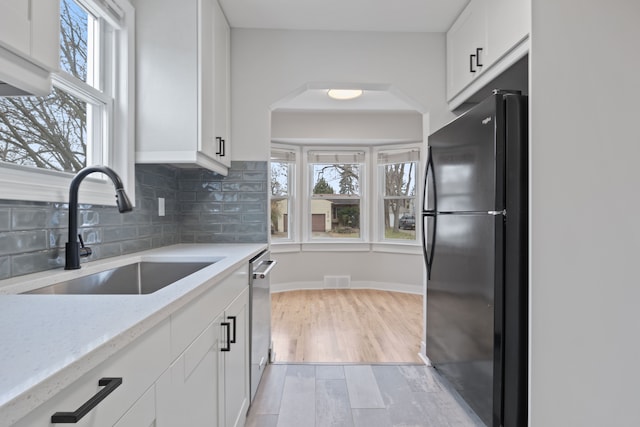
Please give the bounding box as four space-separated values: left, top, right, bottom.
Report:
323 275 351 289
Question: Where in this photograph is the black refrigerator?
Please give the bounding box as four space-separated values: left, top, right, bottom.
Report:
422 91 528 427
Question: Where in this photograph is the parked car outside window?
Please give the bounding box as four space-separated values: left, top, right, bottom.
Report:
399 215 415 230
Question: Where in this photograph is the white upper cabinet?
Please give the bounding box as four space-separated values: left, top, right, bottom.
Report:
135 0 232 175
485 0 530 65
0 0 60 96
446 0 530 108
446 0 488 101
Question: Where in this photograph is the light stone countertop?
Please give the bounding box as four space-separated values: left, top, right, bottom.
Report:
0 243 267 426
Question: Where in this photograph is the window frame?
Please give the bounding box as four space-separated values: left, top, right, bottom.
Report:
270 145 297 243
374 144 421 245
0 0 135 206
270 143 423 253
304 147 368 243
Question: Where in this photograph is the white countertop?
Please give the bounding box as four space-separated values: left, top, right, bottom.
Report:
0 243 266 426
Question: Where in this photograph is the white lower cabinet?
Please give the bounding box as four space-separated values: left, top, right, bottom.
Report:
222 289 250 427
156 315 222 426
13 319 171 427
14 264 251 427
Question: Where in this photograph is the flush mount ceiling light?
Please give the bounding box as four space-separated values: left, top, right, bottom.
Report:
327 89 363 100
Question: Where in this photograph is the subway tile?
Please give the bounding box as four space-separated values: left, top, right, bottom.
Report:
103 225 138 243
0 256 10 279
11 208 48 230
11 250 62 277
121 238 152 255
0 209 10 231
0 231 48 256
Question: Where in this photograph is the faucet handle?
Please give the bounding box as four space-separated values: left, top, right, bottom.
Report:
78 234 92 258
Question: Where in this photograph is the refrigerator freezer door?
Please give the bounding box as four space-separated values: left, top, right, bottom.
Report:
427 94 505 213
425 212 503 426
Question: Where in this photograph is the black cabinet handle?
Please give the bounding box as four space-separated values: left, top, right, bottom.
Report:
215 136 222 155
220 138 226 157
228 315 236 344
221 321 231 351
469 54 476 73
51 377 123 423
476 47 483 67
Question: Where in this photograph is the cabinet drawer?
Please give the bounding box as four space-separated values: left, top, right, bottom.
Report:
14 320 170 427
170 265 248 359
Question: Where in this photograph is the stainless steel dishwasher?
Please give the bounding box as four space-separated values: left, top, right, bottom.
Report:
249 250 277 402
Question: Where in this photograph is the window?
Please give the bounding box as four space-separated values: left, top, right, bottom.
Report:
378 148 420 241
0 0 134 205
270 149 295 241
270 145 421 249
308 150 365 240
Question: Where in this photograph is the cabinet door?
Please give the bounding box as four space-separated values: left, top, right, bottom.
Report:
199 0 217 160
213 0 231 167
486 0 530 65
223 288 249 427
30 0 61 70
0 0 31 57
446 0 488 100
157 315 223 427
113 385 157 427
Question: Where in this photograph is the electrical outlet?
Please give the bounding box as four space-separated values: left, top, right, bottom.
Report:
158 197 165 216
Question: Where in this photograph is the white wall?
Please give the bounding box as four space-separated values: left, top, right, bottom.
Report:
271 111 423 143
271 251 424 295
530 1 640 425
232 29 445 297
231 29 453 160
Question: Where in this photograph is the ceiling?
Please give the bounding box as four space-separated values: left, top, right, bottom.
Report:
218 0 469 33
218 0 470 112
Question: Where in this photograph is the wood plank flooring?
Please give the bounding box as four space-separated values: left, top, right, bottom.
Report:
246 364 485 427
271 289 423 363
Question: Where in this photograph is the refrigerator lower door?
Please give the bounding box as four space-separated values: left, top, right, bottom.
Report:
425 213 503 426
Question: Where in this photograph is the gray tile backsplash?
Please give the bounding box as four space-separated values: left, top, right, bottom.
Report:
0 161 267 280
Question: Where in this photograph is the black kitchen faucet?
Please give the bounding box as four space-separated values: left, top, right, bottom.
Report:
65 166 133 270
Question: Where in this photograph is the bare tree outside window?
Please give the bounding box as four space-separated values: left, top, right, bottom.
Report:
383 161 417 240
0 0 92 173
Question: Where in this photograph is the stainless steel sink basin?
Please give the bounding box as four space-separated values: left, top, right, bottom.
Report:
25 261 214 295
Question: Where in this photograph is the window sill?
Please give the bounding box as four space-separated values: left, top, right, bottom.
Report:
0 163 127 207
270 241 423 255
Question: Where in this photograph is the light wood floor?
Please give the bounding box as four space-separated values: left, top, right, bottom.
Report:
271 289 424 364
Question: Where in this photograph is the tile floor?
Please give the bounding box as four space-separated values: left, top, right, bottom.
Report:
246 364 485 427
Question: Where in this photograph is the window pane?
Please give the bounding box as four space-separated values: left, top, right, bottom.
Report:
271 161 290 240
311 162 361 239
0 87 87 172
60 0 98 86
312 164 360 195
383 199 416 240
311 200 360 239
384 162 416 197
271 197 289 238
382 160 418 241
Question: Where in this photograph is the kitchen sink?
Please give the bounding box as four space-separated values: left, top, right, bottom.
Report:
24 261 214 295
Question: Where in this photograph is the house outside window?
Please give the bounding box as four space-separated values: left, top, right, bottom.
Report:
378 147 419 241
308 150 365 240
0 0 134 205
270 148 295 241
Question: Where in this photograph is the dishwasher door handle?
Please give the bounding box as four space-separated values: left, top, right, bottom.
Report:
253 260 277 279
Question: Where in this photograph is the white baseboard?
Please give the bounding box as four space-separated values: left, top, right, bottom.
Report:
271 280 423 295
418 341 431 366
